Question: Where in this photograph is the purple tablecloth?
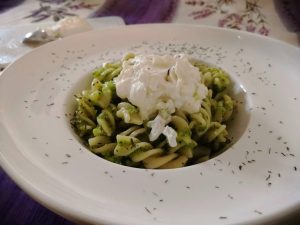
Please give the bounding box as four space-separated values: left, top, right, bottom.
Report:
1 1 300 224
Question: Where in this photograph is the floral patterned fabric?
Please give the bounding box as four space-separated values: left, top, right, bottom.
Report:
0 1 299 225
184 1 270 35
0 0 299 44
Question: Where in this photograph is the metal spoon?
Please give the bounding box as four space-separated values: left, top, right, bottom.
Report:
22 28 59 45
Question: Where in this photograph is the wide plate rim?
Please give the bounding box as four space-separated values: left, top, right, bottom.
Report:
1 23 300 225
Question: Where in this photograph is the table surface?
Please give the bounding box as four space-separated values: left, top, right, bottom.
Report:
0 1 299 225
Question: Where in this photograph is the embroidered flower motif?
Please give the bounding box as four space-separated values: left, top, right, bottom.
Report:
189 4 217 19
185 0 205 6
185 0 270 36
246 24 256 32
218 13 242 29
25 0 100 22
258 25 269 36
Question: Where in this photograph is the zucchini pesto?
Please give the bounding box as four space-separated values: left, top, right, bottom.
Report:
71 53 235 169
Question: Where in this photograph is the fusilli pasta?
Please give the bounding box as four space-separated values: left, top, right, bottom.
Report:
71 54 235 169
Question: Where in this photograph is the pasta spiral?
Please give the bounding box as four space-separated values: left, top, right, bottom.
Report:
194 62 230 92
114 126 189 169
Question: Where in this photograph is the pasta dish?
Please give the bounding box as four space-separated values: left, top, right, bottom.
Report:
71 53 234 169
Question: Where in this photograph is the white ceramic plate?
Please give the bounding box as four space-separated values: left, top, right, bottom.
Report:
1 24 300 225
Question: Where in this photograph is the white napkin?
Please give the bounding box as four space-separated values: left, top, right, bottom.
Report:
0 16 125 71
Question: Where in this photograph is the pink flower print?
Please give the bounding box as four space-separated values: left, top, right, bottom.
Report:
185 1 205 6
189 4 217 20
68 2 98 10
189 9 213 19
258 26 269 36
218 18 228 27
246 24 256 32
218 13 242 30
218 0 235 4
